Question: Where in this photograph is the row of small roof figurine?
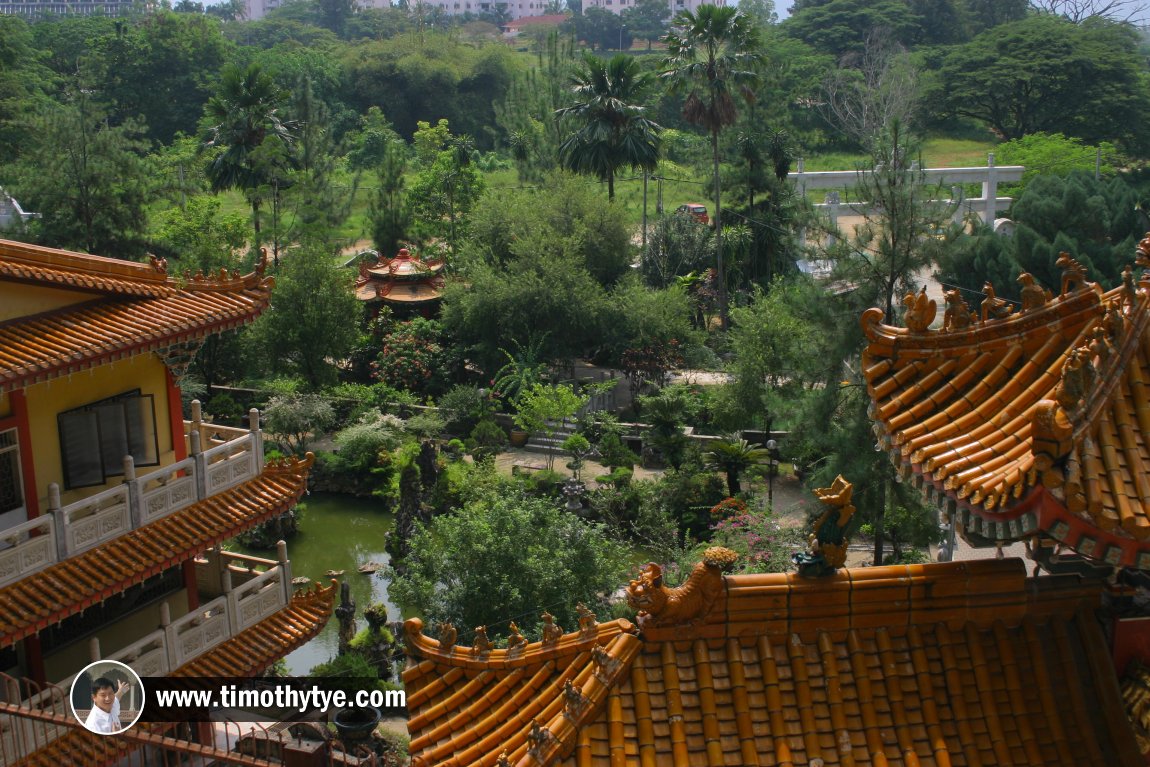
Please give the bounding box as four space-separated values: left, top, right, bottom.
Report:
432 603 601 656
902 249 1146 334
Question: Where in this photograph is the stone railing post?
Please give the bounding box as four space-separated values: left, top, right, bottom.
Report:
983 152 997 226
199 547 222 595
161 600 178 668
824 191 840 247
189 430 206 501
277 540 292 604
48 483 66 560
222 564 238 635
123 455 143 529
248 408 264 466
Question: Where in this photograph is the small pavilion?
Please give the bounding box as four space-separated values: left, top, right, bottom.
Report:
355 247 445 319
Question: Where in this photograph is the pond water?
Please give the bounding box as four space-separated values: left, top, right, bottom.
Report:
235 492 397 675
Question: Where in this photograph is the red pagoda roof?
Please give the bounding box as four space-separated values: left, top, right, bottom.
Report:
355 248 445 306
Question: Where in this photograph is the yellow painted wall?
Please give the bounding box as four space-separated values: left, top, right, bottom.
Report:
43 589 190 682
0 282 93 323
23 355 176 511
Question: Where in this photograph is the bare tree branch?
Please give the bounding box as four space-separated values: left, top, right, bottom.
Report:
820 30 921 152
1029 0 1146 23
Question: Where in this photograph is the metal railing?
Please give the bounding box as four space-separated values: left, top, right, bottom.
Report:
0 670 363 767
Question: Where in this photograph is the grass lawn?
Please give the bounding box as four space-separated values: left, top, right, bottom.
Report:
196 133 1000 246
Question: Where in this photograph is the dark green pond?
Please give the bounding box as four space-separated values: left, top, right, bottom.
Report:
236 492 396 675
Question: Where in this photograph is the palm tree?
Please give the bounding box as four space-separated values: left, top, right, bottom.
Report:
662 6 761 329
200 64 296 248
556 52 662 201
705 437 770 496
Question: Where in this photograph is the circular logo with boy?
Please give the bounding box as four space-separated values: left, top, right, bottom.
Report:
70 660 145 735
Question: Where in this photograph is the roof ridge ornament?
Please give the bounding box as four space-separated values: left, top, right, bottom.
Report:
793 475 861 577
942 289 976 332
1018 272 1051 313
1056 251 1089 295
575 603 598 637
625 547 733 628
1137 232 1150 278
902 286 936 332
471 625 493 656
437 621 457 653
148 254 168 273
980 281 1013 323
540 612 563 646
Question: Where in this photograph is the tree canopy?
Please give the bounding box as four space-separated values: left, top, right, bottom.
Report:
930 16 1150 153
387 483 630 641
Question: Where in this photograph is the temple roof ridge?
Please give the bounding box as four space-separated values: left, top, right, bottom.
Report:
403 615 636 673
0 238 274 299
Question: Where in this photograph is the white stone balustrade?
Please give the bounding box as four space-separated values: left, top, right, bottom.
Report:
56 482 131 558
0 404 266 590
0 515 56 587
167 596 231 669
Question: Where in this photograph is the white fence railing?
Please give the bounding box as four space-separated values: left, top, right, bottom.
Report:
0 515 56 587
0 552 291 762
0 405 266 590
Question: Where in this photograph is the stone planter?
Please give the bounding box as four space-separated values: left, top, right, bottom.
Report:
333 706 381 743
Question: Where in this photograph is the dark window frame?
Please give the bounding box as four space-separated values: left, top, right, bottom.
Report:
58 390 159 490
0 428 24 516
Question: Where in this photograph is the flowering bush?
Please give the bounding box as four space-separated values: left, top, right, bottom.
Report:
710 497 749 518
709 507 801 574
373 318 446 394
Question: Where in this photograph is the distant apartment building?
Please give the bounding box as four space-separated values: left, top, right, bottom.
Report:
0 0 137 17
581 0 720 15
422 0 719 20
242 0 389 21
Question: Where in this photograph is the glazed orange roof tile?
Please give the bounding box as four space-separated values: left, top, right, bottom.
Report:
0 239 175 298
0 454 312 647
0 239 274 392
863 251 1150 569
403 555 1140 766
10 581 335 767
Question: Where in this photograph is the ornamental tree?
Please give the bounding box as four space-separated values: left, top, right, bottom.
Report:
387 483 630 642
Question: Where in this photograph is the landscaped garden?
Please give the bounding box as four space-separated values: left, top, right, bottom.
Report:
3 0 1150 702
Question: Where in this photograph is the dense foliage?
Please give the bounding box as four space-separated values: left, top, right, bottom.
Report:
2 0 1146 588
387 485 631 641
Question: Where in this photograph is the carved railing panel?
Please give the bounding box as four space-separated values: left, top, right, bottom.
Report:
138 457 198 525
62 484 130 556
0 515 57 589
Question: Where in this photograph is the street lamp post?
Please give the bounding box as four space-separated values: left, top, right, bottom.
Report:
619 24 626 51
766 439 779 508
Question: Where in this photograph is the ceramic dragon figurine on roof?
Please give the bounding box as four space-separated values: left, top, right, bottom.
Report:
793 475 861 577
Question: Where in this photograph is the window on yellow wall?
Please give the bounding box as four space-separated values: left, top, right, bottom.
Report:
0 429 24 516
58 391 159 490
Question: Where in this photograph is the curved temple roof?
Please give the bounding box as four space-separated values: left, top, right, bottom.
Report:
404 557 1138 766
0 239 275 393
863 257 1150 569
